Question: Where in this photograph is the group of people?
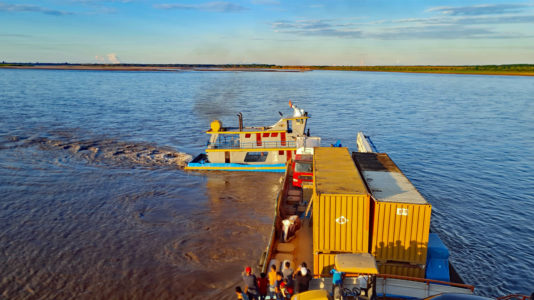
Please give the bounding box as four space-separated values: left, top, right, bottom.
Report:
236 261 313 300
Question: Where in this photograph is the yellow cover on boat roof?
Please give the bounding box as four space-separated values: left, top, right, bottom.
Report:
291 289 331 300
334 253 379 274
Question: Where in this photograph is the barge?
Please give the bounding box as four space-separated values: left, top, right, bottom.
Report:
259 133 475 299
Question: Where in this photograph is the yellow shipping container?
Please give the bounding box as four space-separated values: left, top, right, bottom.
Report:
313 148 370 253
313 194 370 252
313 253 337 277
353 152 432 265
372 201 431 264
378 262 425 278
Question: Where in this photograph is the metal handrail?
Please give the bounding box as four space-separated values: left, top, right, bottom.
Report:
376 273 475 292
260 162 291 273
208 140 297 149
315 273 476 292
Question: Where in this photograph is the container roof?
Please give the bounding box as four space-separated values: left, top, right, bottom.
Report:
353 152 428 204
314 147 368 195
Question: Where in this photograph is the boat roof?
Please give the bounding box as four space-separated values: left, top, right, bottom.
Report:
206 127 285 134
314 147 368 195
335 253 379 274
206 115 309 134
353 152 428 204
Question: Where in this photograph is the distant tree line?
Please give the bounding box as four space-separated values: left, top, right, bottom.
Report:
0 62 278 68
304 64 534 73
1 62 533 74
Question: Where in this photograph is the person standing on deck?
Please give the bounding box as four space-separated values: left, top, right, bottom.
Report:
242 266 260 300
268 264 277 299
257 272 268 300
274 272 284 300
330 267 345 298
280 278 293 299
294 266 312 294
281 261 294 286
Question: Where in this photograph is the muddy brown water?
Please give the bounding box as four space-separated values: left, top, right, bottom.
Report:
0 140 281 299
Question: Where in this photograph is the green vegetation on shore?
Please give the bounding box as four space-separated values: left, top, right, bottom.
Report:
303 64 534 75
1 62 533 76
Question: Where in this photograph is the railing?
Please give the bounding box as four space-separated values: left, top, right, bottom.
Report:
314 273 475 292
208 140 297 149
376 274 475 292
260 162 291 273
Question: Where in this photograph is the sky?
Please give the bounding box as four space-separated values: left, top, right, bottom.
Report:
1 0 533 65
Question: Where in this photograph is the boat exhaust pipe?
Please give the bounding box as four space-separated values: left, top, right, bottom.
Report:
237 112 243 131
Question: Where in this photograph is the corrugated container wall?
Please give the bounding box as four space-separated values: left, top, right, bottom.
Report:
313 194 370 252
314 253 337 277
378 262 425 278
353 152 432 265
372 201 431 264
313 148 370 253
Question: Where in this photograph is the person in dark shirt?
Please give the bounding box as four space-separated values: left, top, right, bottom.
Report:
257 272 268 300
294 265 312 294
242 266 260 300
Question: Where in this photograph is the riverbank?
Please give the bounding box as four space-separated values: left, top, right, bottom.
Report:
1 63 533 76
0 64 310 72
307 65 534 76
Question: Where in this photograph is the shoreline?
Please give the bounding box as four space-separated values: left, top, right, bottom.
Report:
1 64 533 76
0 65 310 73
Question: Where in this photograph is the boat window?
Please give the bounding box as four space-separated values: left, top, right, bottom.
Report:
263 133 270 137
278 150 284 155
245 133 251 138
271 133 278 138
244 152 268 162
295 162 312 173
218 134 240 148
287 121 292 133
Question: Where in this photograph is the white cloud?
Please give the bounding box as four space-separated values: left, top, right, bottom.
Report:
107 53 121 64
154 2 247 13
426 4 532 16
72 0 132 3
0 2 73 15
272 3 534 41
251 0 279 5
95 53 121 64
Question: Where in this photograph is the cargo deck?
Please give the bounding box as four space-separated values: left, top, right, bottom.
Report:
259 146 474 299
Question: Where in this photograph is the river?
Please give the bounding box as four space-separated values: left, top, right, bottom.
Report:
0 69 533 299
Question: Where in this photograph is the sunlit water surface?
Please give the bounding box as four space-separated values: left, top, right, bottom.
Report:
0 69 533 299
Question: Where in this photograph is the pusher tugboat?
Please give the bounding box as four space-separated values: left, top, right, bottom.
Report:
186 101 320 172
